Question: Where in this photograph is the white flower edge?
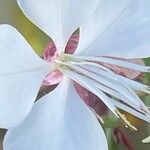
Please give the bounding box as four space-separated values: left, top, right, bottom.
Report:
0 24 53 128
3 78 108 150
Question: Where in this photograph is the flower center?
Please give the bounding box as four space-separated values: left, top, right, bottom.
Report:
52 52 76 70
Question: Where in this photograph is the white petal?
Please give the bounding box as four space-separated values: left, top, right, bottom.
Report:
0 25 52 128
76 0 150 58
4 78 108 150
75 0 130 54
17 0 100 51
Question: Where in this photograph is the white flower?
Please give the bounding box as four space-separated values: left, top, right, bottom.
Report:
0 0 150 150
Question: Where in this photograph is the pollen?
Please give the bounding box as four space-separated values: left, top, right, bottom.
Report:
115 110 137 131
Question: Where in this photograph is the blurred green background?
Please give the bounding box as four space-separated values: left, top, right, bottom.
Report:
0 0 150 150
0 0 50 56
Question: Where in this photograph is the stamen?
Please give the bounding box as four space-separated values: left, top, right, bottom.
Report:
69 63 150 115
116 75 150 94
113 100 150 123
55 53 150 124
115 110 137 131
67 59 150 95
64 64 144 129
67 64 148 112
61 69 119 117
71 55 150 72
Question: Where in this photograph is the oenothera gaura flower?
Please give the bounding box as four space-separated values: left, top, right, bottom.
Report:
0 0 150 150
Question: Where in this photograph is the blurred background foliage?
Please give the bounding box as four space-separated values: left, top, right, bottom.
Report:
0 0 50 56
0 0 150 150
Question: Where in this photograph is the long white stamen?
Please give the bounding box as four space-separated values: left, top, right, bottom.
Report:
61 69 119 117
70 60 112 73
69 61 150 94
69 63 150 114
73 64 150 114
63 67 150 130
56 54 150 123
71 55 150 72
57 57 150 115
67 64 146 109
113 100 150 123
118 75 150 94
92 82 148 115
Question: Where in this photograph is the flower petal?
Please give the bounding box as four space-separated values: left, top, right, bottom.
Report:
75 0 131 54
76 0 150 58
0 25 52 128
17 0 100 51
4 78 108 150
